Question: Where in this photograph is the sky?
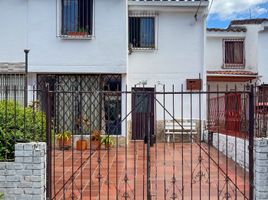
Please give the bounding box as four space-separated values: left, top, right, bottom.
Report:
207 0 268 28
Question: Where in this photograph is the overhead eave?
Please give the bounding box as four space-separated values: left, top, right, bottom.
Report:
207 31 246 38
128 1 209 11
207 73 258 82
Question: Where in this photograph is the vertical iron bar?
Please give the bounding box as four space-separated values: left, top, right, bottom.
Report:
134 89 137 200
235 85 238 200
24 49 29 107
172 84 175 200
124 85 128 200
154 85 157 200
225 85 229 199
248 85 254 200
32 85 37 141
62 90 66 200
181 84 184 200
199 82 202 200
243 85 246 199
147 91 151 200
217 85 220 200
207 84 211 200
116 90 119 200
190 87 193 200
72 88 75 200
107 91 110 200
46 86 52 200
163 85 167 200
14 85 17 148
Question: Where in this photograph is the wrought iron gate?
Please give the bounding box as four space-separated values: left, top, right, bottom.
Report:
45 85 254 200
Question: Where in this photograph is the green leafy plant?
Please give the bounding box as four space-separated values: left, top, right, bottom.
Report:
77 27 87 33
101 135 114 148
0 192 4 200
0 101 46 160
56 131 71 150
56 131 71 141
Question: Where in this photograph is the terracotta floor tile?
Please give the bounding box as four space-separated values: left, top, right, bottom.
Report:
50 142 249 200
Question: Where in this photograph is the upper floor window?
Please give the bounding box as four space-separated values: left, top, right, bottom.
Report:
223 39 245 68
61 0 93 37
129 16 155 49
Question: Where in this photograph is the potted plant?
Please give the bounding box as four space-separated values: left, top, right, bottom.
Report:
90 130 101 150
68 27 88 36
56 131 71 150
75 116 90 151
101 135 114 149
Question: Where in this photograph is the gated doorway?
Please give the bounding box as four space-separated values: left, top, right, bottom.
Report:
45 86 254 200
132 87 155 141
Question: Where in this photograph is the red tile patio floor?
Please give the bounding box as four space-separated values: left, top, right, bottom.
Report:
50 141 249 200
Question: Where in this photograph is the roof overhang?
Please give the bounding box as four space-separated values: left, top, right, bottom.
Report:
207 31 246 38
207 71 258 82
128 1 209 12
207 76 257 82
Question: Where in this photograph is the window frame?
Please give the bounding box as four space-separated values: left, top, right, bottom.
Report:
59 0 95 39
223 39 245 69
129 13 158 50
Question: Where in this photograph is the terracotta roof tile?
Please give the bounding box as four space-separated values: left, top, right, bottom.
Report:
230 18 268 26
207 27 247 32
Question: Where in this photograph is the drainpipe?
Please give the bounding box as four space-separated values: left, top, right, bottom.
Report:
24 49 30 107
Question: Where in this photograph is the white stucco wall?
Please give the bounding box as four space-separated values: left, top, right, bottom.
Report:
127 10 207 119
258 28 268 83
0 0 127 74
0 1 27 63
206 28 259 72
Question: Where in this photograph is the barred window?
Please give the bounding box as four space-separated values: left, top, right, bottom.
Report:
62 0 93 37
129 17 155 49
0 74 25 105
224 40 245 68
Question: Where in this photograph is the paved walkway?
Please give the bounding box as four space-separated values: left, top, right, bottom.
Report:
51 142 249 200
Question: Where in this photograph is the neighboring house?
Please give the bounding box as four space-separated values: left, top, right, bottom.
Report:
0 0 209 137
206 18 268 137
206 18 268 92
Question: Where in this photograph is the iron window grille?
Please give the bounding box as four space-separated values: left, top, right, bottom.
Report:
61 0 94 38
223 39 245 69
129 13 156 50
0 74 25 105
37 74 122 135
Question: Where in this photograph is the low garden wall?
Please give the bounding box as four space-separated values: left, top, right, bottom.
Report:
0 143 46 200
203 131 268 199
203 131 249 170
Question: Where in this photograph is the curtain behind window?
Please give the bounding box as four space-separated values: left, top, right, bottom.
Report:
140 17 155 48
63 0 78 33
225 41 244 64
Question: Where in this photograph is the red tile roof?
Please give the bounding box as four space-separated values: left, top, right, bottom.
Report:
230 18 268 26
207 27 247 33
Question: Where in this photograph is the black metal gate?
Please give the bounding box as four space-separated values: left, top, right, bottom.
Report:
45 85 254 200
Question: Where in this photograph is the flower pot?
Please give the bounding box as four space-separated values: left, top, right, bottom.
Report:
76 140 88 151
91 140 101 150
58 138 71 150
67 32 87 36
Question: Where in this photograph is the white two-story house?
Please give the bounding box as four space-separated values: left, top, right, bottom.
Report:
0 0 209 138
206 18 268 92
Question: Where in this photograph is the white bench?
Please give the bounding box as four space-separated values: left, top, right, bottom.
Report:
165 120 197 142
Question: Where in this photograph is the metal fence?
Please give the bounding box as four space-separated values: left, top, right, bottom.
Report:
0 80 261 199
44 86 254 200
0 86 46 161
